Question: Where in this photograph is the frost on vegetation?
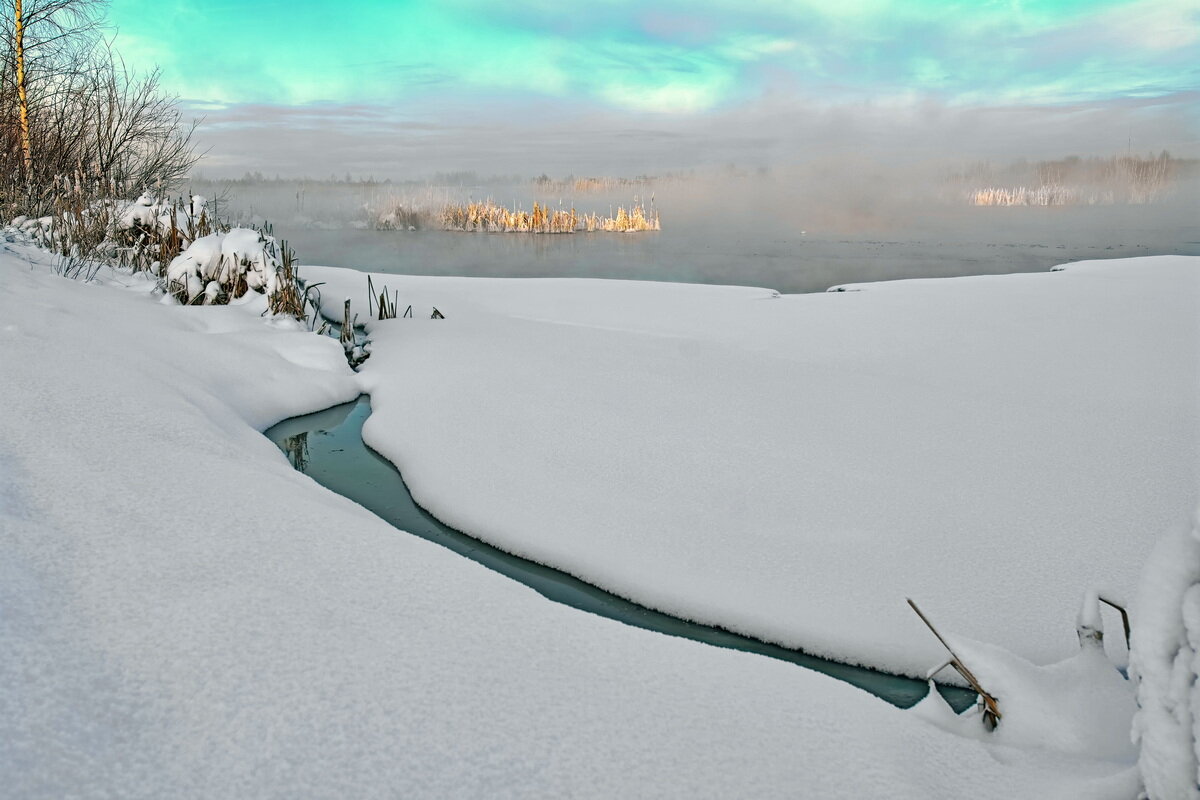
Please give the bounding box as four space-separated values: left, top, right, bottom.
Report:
7 185 220 277
439 199 660 233
368 198 663 233
8 188 311 320
1130 513 1200 800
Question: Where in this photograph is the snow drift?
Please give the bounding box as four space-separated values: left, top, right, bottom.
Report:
1131 513 1200 799
305 255 1200 681
0 239 1147 797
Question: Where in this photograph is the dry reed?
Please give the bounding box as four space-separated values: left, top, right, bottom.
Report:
439 199 659 233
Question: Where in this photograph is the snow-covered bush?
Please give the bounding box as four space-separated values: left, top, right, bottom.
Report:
164 227 285 306
1130 514 1200 799
116 192 208 236
10 214 55 245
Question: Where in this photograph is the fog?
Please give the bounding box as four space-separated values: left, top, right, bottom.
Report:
187 91 1199 178
184 93 1199 294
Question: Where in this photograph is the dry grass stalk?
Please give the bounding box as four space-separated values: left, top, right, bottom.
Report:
266 239 308 319
367 274 399 320
907 597 1002 730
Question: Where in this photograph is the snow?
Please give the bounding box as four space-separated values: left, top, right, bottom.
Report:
0 240 1145 796
948 633 1136 762
164 227 281 302
1130 513 1200 799
304 255 1200 682
118 193 159 228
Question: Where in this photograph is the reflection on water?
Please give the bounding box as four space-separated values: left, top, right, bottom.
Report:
281 431 309 472
267 395 977 712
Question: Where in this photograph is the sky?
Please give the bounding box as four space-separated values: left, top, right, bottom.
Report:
109 0 1200 177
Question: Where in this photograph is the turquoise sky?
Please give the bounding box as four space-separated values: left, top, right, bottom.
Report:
106 0 1199 173
110 0 1197 109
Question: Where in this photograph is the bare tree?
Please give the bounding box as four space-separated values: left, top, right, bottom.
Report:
1 0 201 217
81 46 202 194
1 0 103 180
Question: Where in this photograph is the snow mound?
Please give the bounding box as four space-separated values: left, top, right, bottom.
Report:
947 633 1135 762
1130 513 1200 799
116 193 208 235
303 256 1199 681
165 227 280 303
0 241 1143 799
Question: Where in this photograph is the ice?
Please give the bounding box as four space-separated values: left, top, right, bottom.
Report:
0 241 1144 797
304 255 1199 681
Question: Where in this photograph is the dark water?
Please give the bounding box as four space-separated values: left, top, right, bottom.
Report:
266 395 976 711
279 203 1198 294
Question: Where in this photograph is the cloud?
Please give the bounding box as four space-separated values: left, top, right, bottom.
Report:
102 0 1198 179
599 81 728 113
113 0 1200 114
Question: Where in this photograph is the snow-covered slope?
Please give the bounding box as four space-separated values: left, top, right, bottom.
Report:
307 256 1199 680
1 246 1146 796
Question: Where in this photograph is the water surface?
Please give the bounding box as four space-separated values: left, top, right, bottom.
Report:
267 395 977 712
280 203 1198 294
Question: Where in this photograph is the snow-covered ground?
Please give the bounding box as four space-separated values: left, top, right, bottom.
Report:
1130 512 1200 798
306 255 1199 682
0 240 1154 796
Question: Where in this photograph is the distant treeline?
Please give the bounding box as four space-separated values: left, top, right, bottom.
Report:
950 153 1197 206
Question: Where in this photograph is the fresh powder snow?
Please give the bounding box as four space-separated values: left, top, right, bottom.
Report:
0 238 1152 797
305 256 1199 682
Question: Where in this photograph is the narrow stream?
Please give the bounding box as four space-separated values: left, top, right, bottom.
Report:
266 395 976 712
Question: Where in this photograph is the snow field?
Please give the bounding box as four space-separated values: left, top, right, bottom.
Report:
307 256 1199 681
0 242 1147 797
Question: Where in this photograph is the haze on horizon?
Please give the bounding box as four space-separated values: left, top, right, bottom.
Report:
108 0 1199 179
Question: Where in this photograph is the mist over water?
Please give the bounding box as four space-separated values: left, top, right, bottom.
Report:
198 165 1199 295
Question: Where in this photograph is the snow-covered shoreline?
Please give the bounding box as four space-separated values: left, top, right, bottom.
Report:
305 256 1199 681
3 240 1189 796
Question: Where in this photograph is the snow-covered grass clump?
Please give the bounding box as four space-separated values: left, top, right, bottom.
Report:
7 191 311 319
115 192 208 233
164 227 283 305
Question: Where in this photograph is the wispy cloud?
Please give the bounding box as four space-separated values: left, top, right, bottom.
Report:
112 0 1198 109
105 0 1198 174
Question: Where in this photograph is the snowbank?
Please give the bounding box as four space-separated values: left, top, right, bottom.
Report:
1130 514 1200 798
0 244 1137 796
305 256 1199 681
949 632 1136 761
